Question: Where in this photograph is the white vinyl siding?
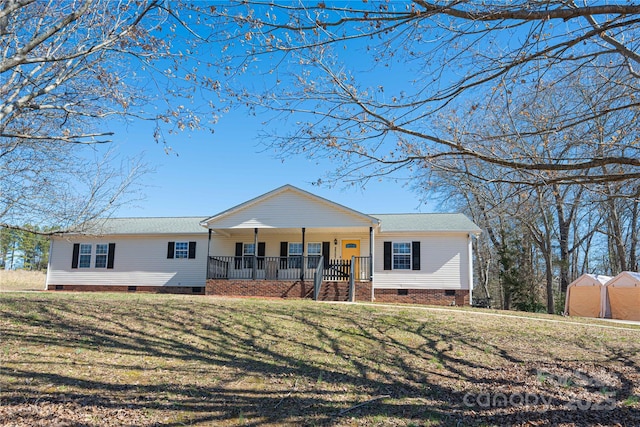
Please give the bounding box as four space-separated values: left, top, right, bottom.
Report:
206 189 376 229
374 233 470 290
48 235 208 287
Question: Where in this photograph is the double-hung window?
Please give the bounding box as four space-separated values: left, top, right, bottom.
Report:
288 242 303 268
393 242 411 270
79 244 92 268
175 242 189 259
243 243 255 268
95 244 109 268
73 243 115 269
307 242 322 268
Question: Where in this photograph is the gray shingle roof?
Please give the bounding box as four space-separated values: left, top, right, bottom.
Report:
79 217 208 235
370 213 481 233
72 213 480 235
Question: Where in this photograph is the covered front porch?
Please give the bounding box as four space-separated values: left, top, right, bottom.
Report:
199 185 380 302
204 227 374 301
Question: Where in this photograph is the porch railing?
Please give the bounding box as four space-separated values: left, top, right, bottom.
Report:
208 255 322 281
351 256 372 282
207 255 372 282
323 259 350 281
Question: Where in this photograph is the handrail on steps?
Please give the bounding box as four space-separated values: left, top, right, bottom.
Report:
313 255 324 301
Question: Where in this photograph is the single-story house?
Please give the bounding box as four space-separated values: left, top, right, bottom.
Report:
46 185 482 305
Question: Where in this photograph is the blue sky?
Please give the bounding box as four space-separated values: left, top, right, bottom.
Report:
94 6 446 219
107 108 430 218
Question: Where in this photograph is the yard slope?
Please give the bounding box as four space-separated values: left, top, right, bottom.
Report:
1 292 639 426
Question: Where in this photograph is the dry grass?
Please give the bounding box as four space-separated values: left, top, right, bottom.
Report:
0 269 46 291
1 292 639 426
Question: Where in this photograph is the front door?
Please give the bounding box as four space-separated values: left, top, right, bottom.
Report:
342 240 362 281
342 240 360 260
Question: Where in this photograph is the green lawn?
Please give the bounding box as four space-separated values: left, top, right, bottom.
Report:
1 292 639 426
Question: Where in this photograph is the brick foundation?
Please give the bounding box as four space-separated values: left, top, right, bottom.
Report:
374 289 469 306
47 285 205 295
206 279 313 299
47 283 466 306
355 281 373 302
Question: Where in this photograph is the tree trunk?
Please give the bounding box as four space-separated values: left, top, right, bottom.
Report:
629 186 639 271
605 188 628 272
544 250 555 314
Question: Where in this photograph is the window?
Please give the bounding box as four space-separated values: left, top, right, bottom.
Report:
168 241 196 260
95 244 108 268
73 243 115 269
243 243 255 268
175 242 189 259
79 244 92 268
393 242 411 270
235 241 262 269
445 290 456 297
307 242 322 268
288 242 303 268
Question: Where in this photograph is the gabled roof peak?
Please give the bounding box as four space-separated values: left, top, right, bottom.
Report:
201 184 380 227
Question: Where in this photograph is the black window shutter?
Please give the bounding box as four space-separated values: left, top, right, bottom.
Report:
235 242 242 269
280 241 288 269
71 243 80 269
412 241 421 270
167 241 175 259
257 242 265 269
188 241 197 259
107 243 116 269
383 241 392 270
322 241 330 268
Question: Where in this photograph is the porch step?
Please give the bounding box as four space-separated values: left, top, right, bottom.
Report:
317 281 350 302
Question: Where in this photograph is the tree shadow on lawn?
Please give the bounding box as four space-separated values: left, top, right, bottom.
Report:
1 295 639 426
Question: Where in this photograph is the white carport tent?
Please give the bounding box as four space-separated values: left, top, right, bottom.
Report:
606 272 640 321
564 274 612 318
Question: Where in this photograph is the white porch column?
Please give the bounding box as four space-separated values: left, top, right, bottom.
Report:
369 226 374 279
370 226 375 301
206 229 212 280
